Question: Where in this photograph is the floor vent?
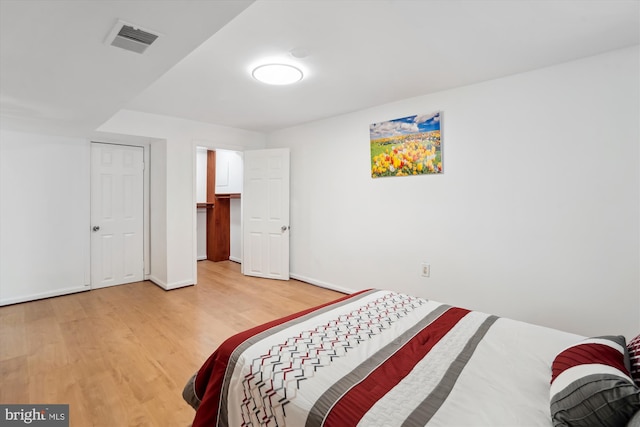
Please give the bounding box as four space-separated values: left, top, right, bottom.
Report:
105 20 160 54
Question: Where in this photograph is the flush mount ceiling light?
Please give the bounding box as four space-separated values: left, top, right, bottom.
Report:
252 63 303 85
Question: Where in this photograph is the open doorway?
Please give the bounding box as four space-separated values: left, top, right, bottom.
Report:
195 147 243 264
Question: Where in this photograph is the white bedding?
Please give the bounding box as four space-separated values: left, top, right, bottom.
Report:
190 290 584 427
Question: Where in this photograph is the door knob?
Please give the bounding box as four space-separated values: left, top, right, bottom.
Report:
92 226 100 232
281 225 289 232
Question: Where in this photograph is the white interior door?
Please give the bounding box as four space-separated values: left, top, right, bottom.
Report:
91 143 144 289
242 148 290 280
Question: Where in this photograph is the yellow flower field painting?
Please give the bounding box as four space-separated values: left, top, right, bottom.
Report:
370 112 442 178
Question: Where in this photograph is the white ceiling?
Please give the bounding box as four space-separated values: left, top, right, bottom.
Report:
1 0 639 135
0 0 253 135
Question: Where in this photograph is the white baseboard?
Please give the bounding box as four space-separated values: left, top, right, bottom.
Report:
148 275 166 288
0 285 89 306
148 276 194 290
196 256 239 262
289 273 355 295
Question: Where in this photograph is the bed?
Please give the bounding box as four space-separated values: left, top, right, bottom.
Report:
183 289 640 427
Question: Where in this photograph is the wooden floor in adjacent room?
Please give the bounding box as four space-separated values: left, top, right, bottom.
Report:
0 261 345 427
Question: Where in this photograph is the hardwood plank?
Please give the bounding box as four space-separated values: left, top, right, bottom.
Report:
0 356 29 403
0 261 345 427
0 304 26 361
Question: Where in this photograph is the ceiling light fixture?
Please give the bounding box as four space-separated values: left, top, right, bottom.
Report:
252 63 303 85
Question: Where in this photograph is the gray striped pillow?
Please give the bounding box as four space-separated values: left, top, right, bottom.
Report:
550 336 640 427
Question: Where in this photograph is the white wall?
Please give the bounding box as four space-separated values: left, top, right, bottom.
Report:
267 46 640 339
230 198 242 262
196 208 207 261
196 147 208 260
149 138 168 285
196 147 208 203
98 110 266 288
0 130 90 304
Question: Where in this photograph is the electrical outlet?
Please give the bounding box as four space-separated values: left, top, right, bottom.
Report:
421 263 430 277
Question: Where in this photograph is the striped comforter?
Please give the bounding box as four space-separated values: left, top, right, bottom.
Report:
188 290 583 427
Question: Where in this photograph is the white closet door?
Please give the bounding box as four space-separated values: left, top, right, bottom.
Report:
91 143 144 288
242 148 290 280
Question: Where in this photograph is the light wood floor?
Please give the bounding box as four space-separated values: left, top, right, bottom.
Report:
0 261 345 426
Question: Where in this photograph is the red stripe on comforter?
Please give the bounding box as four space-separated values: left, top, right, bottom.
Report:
323 307 470 426
192 290 371 427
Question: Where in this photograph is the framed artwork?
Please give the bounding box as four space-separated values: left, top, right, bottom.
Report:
370 111 442 178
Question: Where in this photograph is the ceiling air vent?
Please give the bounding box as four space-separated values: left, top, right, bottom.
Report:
105 20 160 54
